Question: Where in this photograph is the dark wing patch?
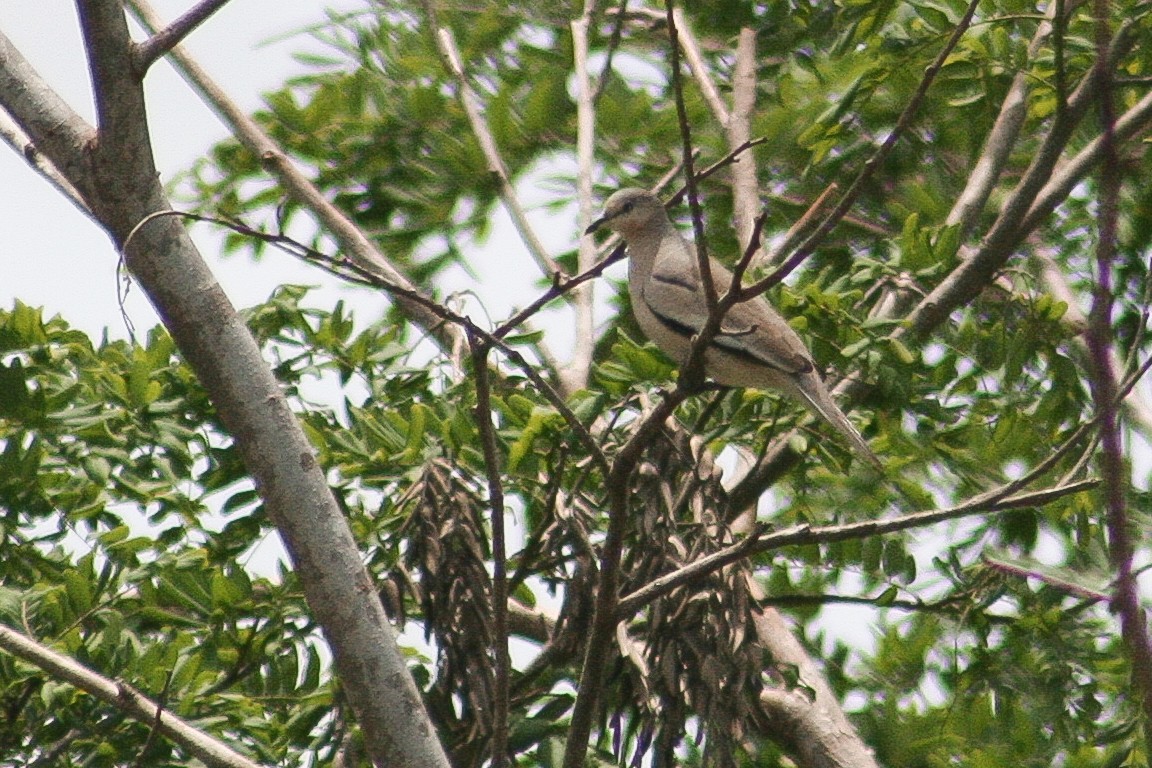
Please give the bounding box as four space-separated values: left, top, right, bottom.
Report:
644 303 812 375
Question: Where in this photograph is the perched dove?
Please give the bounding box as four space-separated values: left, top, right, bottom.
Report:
586 187 881 469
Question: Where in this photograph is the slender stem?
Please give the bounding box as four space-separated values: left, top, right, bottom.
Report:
568 0 600 392
560 391 687 768
618 480 1098 618
132 0 232 73
1086 0 1152 749
469 335 510 768
665 2 715 321
431 23 561 278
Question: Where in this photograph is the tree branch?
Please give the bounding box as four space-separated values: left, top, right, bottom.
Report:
0 107 94 222
727 27 760 259
0 623 267 768
0 31 98 204
617 480 1098 618
567 0 600 394
945 2 1069 238
670 6 729 125
469 336 511 768
751 602 881 768
1085 0 1152 748
430 23 561 277
904 19 1136 342
132 0 232 73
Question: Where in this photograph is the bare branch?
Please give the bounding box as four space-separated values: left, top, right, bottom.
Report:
0 31 98 204
727 27 760 259
1019 78 1152 234
618 480 1098 617
982 556 1110 603
431 24 561 277
1086 1 1152 747
664 3 720 397
566 0 600 394
0 108 94 222
0 623 268 768
76 1 157 192
469 336 511 768
591 0 627 102
665 4 716 322
671 6 729 125
132 0 232 73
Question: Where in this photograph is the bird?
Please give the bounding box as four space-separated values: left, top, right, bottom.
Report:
585 187 881 470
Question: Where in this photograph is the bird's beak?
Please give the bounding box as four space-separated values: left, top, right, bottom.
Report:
585 215 608 236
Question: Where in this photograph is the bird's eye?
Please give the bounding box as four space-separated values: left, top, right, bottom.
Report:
620 201 634 214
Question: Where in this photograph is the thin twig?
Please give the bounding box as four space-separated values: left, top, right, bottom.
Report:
567 0 600 393
982 556 1109 603
123 209 613 479
617 480 1098 617
763 183 840 265
469 334 510 768
759 590 1003 618
671 6 728 125
431 24 561 278
592 0 627 102
132 0 232 73
662 1 732 399
665 3 715 322
1086 0 1152 748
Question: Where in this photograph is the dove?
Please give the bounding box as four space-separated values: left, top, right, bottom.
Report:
586 188 881 469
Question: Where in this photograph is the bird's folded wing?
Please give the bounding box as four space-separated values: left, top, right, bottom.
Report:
644 266 811 375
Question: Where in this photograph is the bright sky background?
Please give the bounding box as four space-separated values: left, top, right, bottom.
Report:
0 1 388 341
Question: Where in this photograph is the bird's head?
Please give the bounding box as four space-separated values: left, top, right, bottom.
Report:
585 188 667 238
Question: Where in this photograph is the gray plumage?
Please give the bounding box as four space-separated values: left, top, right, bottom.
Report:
587 188 881 470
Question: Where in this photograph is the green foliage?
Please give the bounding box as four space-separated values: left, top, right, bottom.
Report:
12 0 1152 765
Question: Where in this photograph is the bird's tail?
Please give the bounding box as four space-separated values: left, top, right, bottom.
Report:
792 376 883 472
